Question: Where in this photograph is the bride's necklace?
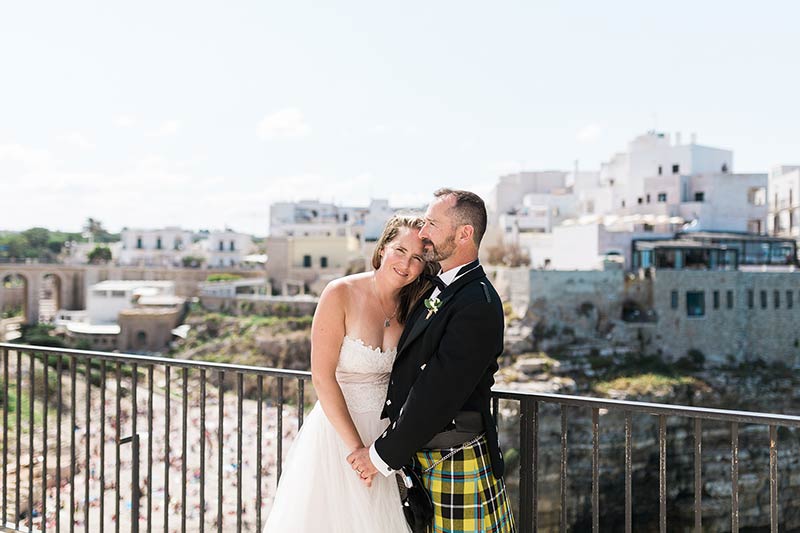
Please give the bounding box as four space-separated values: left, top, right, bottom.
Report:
372 272 399 328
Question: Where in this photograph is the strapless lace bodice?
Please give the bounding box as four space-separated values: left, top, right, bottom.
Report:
335 336 397 413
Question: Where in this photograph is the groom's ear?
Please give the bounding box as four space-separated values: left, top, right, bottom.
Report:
458 224 474 244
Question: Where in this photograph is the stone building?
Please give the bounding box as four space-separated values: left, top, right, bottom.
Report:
509 239 800 365
768 165 800 238
638 269 800 365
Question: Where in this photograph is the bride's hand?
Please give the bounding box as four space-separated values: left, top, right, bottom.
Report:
346 447 378 487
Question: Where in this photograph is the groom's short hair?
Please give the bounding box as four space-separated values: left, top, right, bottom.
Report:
434 188 487 247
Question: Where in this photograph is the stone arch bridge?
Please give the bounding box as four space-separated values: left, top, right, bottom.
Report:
0 263 86 324
0 263 265 325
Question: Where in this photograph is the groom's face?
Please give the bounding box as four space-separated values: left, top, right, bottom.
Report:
419 196 458 262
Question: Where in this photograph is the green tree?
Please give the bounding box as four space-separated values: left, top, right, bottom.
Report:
22 227 50 249
82 218 118 243
182 255 205 268
0 234 30 258
88 245 112 264
486 242 531 267
207 273 241 282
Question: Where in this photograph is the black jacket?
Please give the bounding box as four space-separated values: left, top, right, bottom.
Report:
374 262 506 478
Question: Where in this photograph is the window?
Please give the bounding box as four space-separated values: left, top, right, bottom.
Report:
748 187 767 206
713 290 720 309
722 163 728 173
230 240 235 251
787 290 793 309
218 241 224 251
671 290 679 309
760 290 767 309
774 290 780 308
643 224 654 232
726 290 734 309
622 200 626 208
694 192 705 202
174 239 182 250
658 193 667 202
637 197 643 205
156 237 162 250
320 256 328 268
672 164 680 174
686 291 705 317
658 165 663 175
136 237 143 249
111 290 126 298
135 331 147 350
748 289 754 309
303 255 312 268
646 194 651 204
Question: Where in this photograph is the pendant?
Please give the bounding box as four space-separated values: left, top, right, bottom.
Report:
384 318 391 328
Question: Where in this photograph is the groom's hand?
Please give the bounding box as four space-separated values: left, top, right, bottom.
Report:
347 447 378 487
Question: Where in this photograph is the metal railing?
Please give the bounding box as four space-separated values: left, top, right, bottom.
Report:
2 343 800 532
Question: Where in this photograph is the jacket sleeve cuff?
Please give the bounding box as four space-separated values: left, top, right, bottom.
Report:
369 443 395 477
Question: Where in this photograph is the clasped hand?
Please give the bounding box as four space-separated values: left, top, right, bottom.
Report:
346 446 378 487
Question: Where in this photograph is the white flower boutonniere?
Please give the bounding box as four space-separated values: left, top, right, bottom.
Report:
424 297 442 319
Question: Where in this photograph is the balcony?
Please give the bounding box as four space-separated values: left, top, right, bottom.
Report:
1 343 799 532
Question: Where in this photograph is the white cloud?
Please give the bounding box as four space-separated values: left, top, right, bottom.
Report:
58 131 95 150
576 123 603 143
0 147 382 235
257 108 311 140
148 119 182 138
0 143 51 167
387 191 429 209
114 115 138 128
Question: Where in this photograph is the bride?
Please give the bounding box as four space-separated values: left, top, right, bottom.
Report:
264 214 434 532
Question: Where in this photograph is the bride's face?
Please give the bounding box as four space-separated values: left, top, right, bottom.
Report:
379 226 426 286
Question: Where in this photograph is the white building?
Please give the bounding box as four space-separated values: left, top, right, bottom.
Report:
489 171 571 218
270 201 367 239
266 199 423 294
198 278 270 298
496 132 769 270
768 165 800 238
203 230 254 268
363 199 403 241
86 280 176 324
119 227 193 267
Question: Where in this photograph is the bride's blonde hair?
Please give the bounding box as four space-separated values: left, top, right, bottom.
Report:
371 214 437 324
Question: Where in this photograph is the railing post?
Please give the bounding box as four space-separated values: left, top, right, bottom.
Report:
519 397 537 533
121 434 141 533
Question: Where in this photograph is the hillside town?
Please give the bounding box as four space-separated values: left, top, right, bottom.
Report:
2 130 799 366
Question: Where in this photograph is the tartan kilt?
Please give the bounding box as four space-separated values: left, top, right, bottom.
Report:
412 435 516 533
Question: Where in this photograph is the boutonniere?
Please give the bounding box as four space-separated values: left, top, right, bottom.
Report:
424 297 442 319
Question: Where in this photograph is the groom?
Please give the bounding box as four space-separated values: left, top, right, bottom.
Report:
348 189 516 532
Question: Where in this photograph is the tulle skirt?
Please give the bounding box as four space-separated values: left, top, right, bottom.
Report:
263 402 411 533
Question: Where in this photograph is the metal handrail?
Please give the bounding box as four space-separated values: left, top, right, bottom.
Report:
0 343 312 380
493 388 800 427
3 343 795 427
2 343 798 532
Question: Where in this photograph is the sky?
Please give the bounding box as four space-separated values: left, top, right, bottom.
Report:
1 1 799 236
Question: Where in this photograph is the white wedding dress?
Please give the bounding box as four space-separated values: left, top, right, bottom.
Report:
263 335 412 533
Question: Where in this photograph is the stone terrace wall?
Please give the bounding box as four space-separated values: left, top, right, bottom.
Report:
648 270 800 365
528 269 625 341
